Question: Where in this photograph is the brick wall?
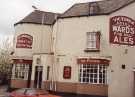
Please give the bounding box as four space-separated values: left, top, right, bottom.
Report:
11 79 27 88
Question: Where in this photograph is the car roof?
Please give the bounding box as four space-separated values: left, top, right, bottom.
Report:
15 88 48 94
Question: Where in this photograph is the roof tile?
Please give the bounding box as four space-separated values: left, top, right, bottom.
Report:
15 10 59 25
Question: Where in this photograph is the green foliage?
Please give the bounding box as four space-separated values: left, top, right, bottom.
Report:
0 37 13 78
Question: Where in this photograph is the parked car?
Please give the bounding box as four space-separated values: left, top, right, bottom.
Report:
0 73 9 85
9 88 61 97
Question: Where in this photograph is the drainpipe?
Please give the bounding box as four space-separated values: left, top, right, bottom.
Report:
50 16 55 92
53 14 59 92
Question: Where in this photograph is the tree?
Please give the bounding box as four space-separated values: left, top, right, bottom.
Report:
0 37 13 84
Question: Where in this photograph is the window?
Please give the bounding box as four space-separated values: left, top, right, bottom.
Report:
85 32 100 52
12 64 29 80
79 64 107 84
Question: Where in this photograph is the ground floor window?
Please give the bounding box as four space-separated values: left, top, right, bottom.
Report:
12 64 30 80
79 64 107 84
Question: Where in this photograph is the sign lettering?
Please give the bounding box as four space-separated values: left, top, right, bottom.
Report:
16 34 33 48
77 58 109 65
110 16 135 46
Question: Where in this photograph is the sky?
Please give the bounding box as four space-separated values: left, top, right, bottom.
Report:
0 0 101 42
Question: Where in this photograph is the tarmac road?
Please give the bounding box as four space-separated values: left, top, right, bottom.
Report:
0 86 106 97
0 85 8 97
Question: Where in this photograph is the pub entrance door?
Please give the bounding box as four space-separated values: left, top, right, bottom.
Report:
34 66 43 88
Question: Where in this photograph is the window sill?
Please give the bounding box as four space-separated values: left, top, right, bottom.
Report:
84 49 100 52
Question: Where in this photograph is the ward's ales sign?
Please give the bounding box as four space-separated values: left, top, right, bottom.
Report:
16 34 33 48
110 16 135 46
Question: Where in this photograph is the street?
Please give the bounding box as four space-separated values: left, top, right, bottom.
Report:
0 85 106 97
0 85 8 97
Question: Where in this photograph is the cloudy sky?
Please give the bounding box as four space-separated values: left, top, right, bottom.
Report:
0 0 101 42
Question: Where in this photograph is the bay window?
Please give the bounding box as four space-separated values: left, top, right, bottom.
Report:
79 64 107 84
12 64 29 80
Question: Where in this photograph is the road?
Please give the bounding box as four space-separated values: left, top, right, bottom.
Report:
0 85 8 97
0 86 106 97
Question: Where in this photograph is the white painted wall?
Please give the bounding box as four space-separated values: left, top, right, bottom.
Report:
108 2 135 97
31 54 53 81
53 16 110 83
53 2 135 97
14 23 52 58
13 1 135 97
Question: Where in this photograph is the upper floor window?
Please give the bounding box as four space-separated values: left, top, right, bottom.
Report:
85 32 100 52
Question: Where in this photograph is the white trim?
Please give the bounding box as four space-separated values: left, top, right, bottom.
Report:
77 56 111 61
11 56 32 60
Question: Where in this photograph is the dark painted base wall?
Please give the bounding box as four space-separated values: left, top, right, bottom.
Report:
43 81 108 96
11 79 27 88
11 80 108 96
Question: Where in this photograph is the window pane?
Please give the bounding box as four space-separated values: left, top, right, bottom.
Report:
90 74 93 78
83 78 85 82
99 73 102 78
99 78 102 83
94 79 97 83
94 69 97 73
79 64 107 84
94 74 97 78
87 32 97 49
90 78 93 83
14 64 30 80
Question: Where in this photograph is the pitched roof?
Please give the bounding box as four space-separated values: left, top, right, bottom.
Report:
15 0 135 25
60 0 135 18
15 10 59 25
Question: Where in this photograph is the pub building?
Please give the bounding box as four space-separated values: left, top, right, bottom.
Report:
11 0 135 97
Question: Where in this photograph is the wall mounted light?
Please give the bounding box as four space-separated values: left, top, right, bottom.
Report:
122 64 126 69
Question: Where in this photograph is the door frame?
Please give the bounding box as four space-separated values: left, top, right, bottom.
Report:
34 66 43 88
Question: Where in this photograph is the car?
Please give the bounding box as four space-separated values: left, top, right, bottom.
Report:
9 88 61 97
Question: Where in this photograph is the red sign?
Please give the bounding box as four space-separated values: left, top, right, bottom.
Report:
16 34 33 48
77 58 109 65
13 59 32 64
110 16 135 46
63 66 71 79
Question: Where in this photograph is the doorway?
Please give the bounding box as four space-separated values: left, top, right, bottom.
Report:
27 65 32 88
34 66 43 88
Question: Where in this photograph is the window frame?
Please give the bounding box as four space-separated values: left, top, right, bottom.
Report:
79 64 107 84
12 64 30 80
85 32 100 52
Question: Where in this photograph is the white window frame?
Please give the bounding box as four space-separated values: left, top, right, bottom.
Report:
12 64 29 80
79 64 107 84
86 32 100 50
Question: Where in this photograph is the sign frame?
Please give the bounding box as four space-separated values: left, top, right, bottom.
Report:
110 16 135 46
63 66 72 79
16 34 33 49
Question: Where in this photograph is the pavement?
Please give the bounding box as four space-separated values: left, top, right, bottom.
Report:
0 85 8 97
